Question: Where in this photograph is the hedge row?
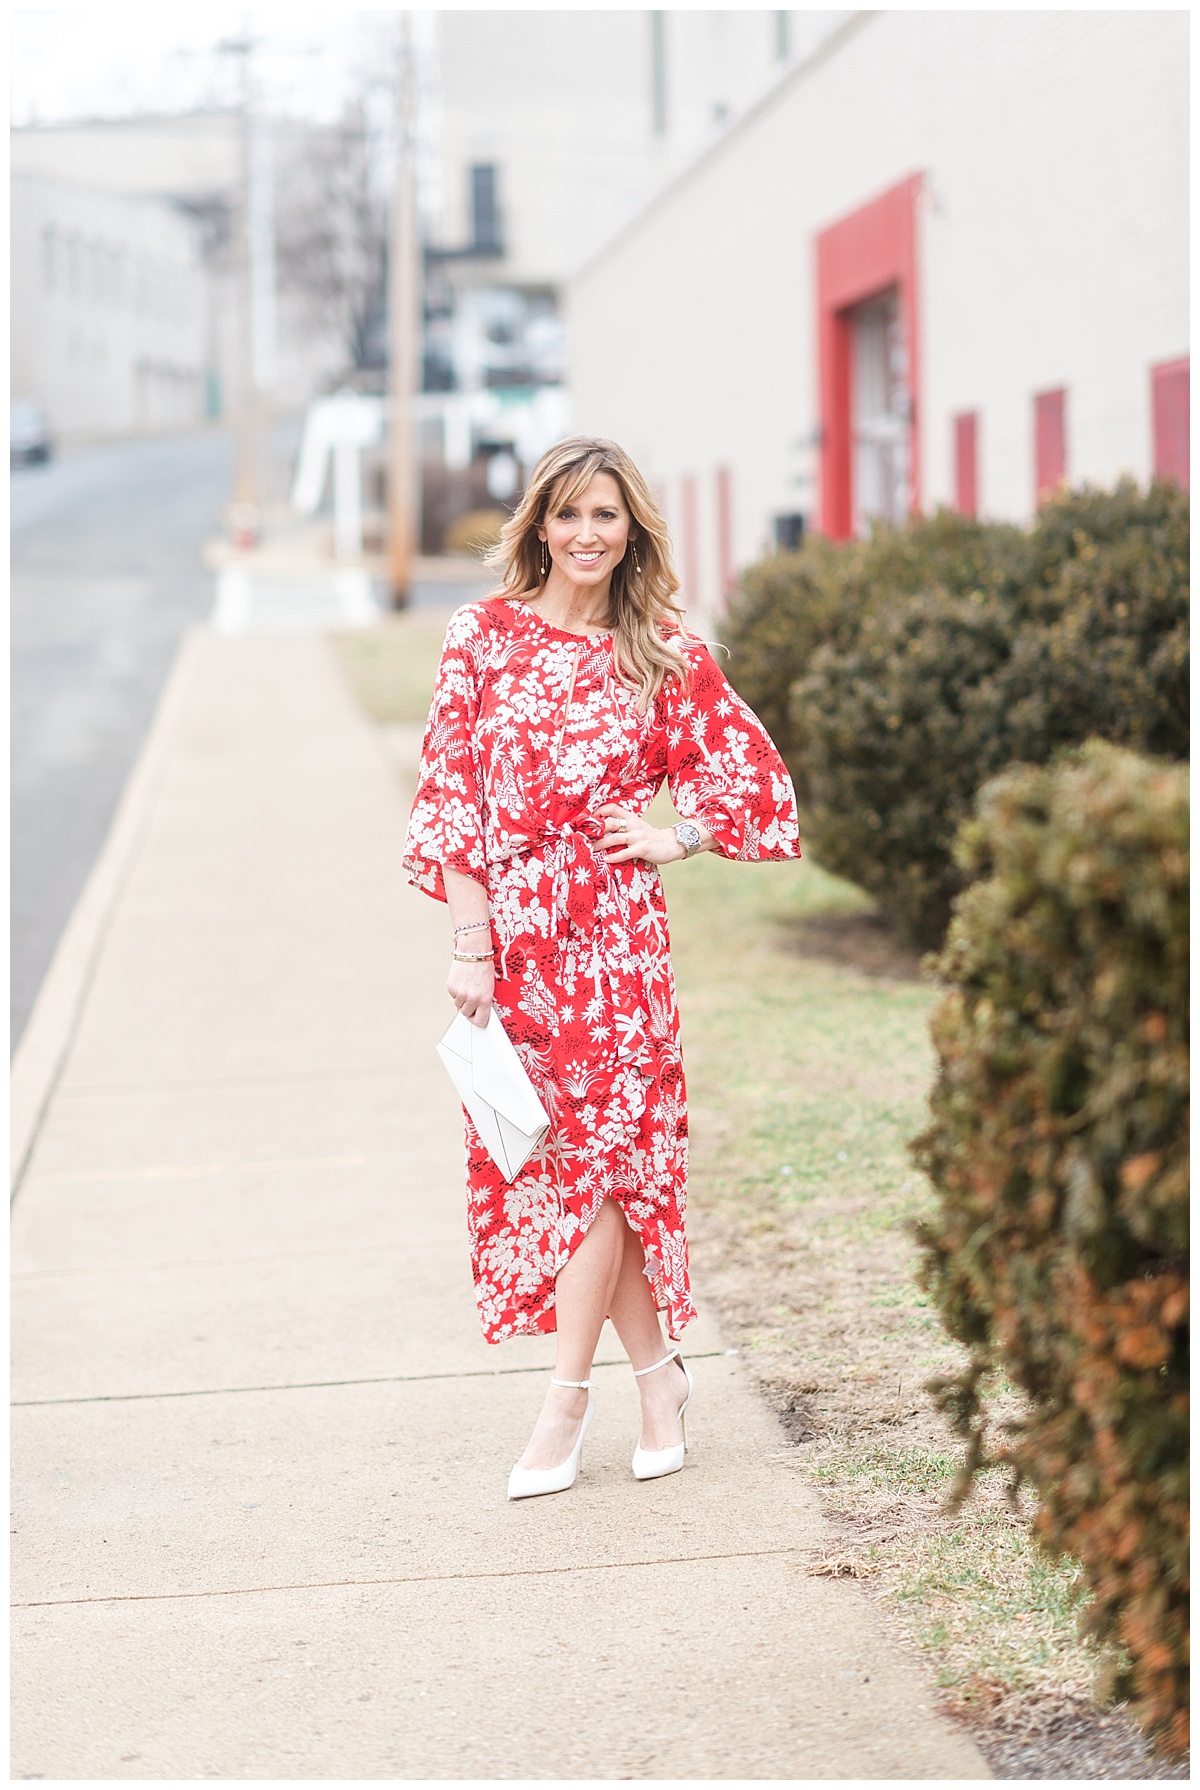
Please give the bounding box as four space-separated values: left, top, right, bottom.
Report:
722 481 1189 947
912 742 1189 1756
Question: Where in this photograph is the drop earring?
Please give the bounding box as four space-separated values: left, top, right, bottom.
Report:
540 540 549 578
631 541 642 575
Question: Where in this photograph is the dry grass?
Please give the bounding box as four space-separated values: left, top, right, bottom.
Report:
330 614 451 726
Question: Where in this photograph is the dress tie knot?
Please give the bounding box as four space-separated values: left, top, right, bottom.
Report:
493 812 651 1072
506 813 609 936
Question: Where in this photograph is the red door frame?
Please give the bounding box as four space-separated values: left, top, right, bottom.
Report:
816 172 923 539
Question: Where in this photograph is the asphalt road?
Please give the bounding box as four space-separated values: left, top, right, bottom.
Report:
11 430 235 1051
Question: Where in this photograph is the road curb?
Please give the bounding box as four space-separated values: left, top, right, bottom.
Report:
10 627 207 1197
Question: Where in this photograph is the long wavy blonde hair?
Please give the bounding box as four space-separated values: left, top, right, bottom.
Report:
486 436 690 710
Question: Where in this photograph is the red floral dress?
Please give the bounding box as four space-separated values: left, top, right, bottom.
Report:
404 596 800 1344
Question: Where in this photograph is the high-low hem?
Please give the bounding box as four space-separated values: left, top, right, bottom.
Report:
472 1183 698 1346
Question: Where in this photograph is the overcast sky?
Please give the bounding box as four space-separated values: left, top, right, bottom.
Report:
10 9 397 126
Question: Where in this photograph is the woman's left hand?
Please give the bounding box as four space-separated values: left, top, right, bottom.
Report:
597 803 685 865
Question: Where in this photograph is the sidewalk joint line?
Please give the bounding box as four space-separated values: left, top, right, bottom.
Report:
12 1352 733 1408
12 1545 794 1610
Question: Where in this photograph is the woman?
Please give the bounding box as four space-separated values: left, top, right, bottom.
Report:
404 437 800 1500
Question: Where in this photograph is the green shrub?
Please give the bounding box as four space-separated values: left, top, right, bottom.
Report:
1020 476 1190 611
786 481 1188 946
717 539 851 774
912 742 1189 1757
791 588 1019 945
1001 481 1189 767
721 510 1026 787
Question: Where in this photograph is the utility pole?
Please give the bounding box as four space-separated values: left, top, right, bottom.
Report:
247 75 278 427
387 11 421 606
221 27 276 534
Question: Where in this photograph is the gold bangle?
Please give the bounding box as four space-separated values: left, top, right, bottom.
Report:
453 951 494 963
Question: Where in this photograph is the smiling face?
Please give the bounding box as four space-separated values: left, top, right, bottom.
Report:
538 470 632 589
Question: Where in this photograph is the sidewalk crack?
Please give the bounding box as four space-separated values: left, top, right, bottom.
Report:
12 1545 799 1610
12 1352 733 1408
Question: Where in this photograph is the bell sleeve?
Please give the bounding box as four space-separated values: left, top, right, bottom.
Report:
660 638 802 862
402 605 488 902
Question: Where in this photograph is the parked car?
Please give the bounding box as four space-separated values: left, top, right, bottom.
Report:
11 399 53 467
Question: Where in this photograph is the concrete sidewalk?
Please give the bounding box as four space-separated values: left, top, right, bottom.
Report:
11 628 989 1780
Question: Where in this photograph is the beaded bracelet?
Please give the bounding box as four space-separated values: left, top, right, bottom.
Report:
453 920 491 936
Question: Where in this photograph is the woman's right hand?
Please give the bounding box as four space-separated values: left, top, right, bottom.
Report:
448 959 495 1028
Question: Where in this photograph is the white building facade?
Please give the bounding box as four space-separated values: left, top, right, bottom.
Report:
567 11 1189 625
11 112 347 438
426 10 849 288
416 10 850 540
11 174 211 443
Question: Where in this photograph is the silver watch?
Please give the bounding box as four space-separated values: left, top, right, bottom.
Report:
672 821 703 859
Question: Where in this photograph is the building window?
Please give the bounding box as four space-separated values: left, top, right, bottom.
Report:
1151 358 1189 490
470 165 503 257
650 12 667 136
1034 388 1067 506
953 412 979 518
775 11 790 60
774 513 805 551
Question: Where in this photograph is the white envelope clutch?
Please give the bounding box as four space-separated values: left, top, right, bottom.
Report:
436 1010 551 1183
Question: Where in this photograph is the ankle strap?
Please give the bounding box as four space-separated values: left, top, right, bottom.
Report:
632 1351 681 1378
551 1377 593 1389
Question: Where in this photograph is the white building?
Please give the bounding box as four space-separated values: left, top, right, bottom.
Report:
11 112 351 436
10 110 240 198
567 11 1189 625
426 10 848 289
11 173 211 443
417 10 849 533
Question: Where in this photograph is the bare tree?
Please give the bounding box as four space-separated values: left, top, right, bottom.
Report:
274 86 392 379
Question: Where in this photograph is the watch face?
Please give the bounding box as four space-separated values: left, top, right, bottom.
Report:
675 822 702 856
